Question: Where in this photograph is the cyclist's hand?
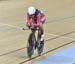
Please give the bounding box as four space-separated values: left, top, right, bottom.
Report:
33 23 42 27
26 22 30 27
22 28 25 30
33 23 38 27
26 22 31 29
30 26 34 29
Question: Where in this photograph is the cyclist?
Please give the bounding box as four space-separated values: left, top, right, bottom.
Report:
26 6 46 55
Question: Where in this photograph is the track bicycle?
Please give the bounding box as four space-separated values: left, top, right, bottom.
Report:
23 25 44 58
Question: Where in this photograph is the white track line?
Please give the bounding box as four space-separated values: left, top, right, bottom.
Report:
45 32 75 40
0 22 75 40
0 22 22 30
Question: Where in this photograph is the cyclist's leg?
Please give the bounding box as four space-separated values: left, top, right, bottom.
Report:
37 24 44 56
39 24 44 41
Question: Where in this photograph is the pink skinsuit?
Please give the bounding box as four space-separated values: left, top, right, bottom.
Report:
27 9 46 28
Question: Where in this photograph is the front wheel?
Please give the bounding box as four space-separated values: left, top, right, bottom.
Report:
27 33 36 58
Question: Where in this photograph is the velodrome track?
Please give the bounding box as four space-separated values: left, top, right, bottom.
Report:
0 0 75 64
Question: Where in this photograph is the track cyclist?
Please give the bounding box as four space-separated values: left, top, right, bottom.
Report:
26 6 46 56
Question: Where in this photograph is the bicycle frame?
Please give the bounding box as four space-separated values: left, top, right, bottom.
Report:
26 26 44 58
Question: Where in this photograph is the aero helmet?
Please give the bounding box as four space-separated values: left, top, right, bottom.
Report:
28 6 36 15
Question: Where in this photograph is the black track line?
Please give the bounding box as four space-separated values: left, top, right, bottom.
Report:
0 30 75 57
19 40 75 64
45 30 75 41
0 47 27 57
46 15 75 23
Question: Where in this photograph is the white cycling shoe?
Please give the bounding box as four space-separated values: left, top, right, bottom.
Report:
40 34 44 41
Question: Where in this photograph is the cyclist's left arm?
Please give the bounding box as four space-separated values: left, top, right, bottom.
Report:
37 13 46 26
37 13 41 27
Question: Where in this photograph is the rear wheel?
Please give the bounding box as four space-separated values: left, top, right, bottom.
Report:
37 32 44 56
38 40 44 56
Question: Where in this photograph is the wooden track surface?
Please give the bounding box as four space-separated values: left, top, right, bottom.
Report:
0 0 75 64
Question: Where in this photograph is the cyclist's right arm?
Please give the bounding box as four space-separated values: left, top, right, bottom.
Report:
26 14 33 29
26 14 39 29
